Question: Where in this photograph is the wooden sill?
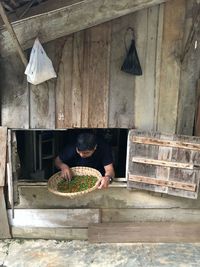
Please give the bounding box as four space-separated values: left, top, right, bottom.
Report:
17 178 127 188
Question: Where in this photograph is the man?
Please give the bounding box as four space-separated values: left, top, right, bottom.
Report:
55 132 115 189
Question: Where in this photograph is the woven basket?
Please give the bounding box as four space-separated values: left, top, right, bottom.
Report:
47 166 102 198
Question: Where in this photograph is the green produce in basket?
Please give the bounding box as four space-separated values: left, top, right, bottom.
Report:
57 175 98 193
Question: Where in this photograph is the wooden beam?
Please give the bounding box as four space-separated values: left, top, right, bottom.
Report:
157 0 185 133
0 188 11 238
195 79 200 136
12 227 88 240
129 174 197 192
0 2 27 65
0 127 7 187
102 208 200 223
132 136 200 151
16 184 200 209
176 1 200 135
132 157 198 169
0 0 170 57
8 209 100 228
7 130 14 218
88 222 200 243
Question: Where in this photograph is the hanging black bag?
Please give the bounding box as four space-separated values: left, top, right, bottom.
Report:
121 28 142 76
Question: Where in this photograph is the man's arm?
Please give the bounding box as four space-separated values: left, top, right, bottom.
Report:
98 163 115 189
55 156 72 180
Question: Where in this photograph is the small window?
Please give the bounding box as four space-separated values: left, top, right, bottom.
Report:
15 129 128 181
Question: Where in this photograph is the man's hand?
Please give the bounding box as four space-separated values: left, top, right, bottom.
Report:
55 156 72 180
96 176 110 189
60 164 72 180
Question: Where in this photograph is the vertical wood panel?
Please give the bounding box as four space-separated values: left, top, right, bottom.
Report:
0 188 11 238
86 23 111 128
0 127 7 186
1 54 29 128
55 36 73 128
176 0 200 135
81 31 90 127
134 6 160 130
155 142 173 194
157 0 185 133
56 24 111 128
194 80 200 136
30 40 60 129
30 81 55 129
109 13 135 128
72 31 84 127
154 4 164 130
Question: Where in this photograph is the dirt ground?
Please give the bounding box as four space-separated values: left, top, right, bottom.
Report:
0 239 200 267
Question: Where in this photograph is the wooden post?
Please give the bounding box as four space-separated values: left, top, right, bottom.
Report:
0 1 28 67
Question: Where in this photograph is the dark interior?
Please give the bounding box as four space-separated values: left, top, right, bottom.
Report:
16 129 128 180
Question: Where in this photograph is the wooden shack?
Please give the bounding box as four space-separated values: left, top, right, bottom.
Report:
0 0 200 242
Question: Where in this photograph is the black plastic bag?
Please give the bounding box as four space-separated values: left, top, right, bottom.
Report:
121 39 142 76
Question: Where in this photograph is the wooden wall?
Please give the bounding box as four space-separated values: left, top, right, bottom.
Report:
8 184 200 239
1 0 198 134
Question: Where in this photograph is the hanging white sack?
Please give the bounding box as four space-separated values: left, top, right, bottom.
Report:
25 38 57 85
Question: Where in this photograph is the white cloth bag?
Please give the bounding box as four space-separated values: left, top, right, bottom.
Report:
25 38 57 85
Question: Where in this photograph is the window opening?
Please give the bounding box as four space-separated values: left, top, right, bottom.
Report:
15 129 128 181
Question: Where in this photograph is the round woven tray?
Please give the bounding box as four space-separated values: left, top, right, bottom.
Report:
47 166 102 198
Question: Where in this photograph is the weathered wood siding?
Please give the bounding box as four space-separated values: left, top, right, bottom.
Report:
55 23 111 128
0 0 198 134
176 0 200 135
1 54 29 128
10 184 200 240
127 130 200 199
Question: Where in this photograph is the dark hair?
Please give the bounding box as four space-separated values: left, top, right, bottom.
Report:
76 133 97 151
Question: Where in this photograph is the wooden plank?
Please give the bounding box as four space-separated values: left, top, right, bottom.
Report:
86 22 111 127
177 1 200 135
132 136 200 151
30 81 55 129
55 36 73 128
157 0 185 133
134 5 159 130
81 30 90 127
1 54 29 128
127 130 200 199
129 174 196 192
7 130 14 218
155 144 172 193
102 208 200 223
0 2 28 66
11 227 87 240
56 23 111 128
109 182 127 188
154 4 164 130
16 185 200 209
8 209 100 228
71 31 84 127
88 222 200 243
0 127 7 186
195 80 200 136
108 13 136 128
30 40 58 129
0 0 170 57
11 131 22 205
0 188 11 238
132 157 198 170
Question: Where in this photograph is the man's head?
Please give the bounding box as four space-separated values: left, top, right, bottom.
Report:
76 133 97 158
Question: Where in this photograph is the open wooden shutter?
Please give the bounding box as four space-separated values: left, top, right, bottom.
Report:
0 127 11 238
127 130 200 199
